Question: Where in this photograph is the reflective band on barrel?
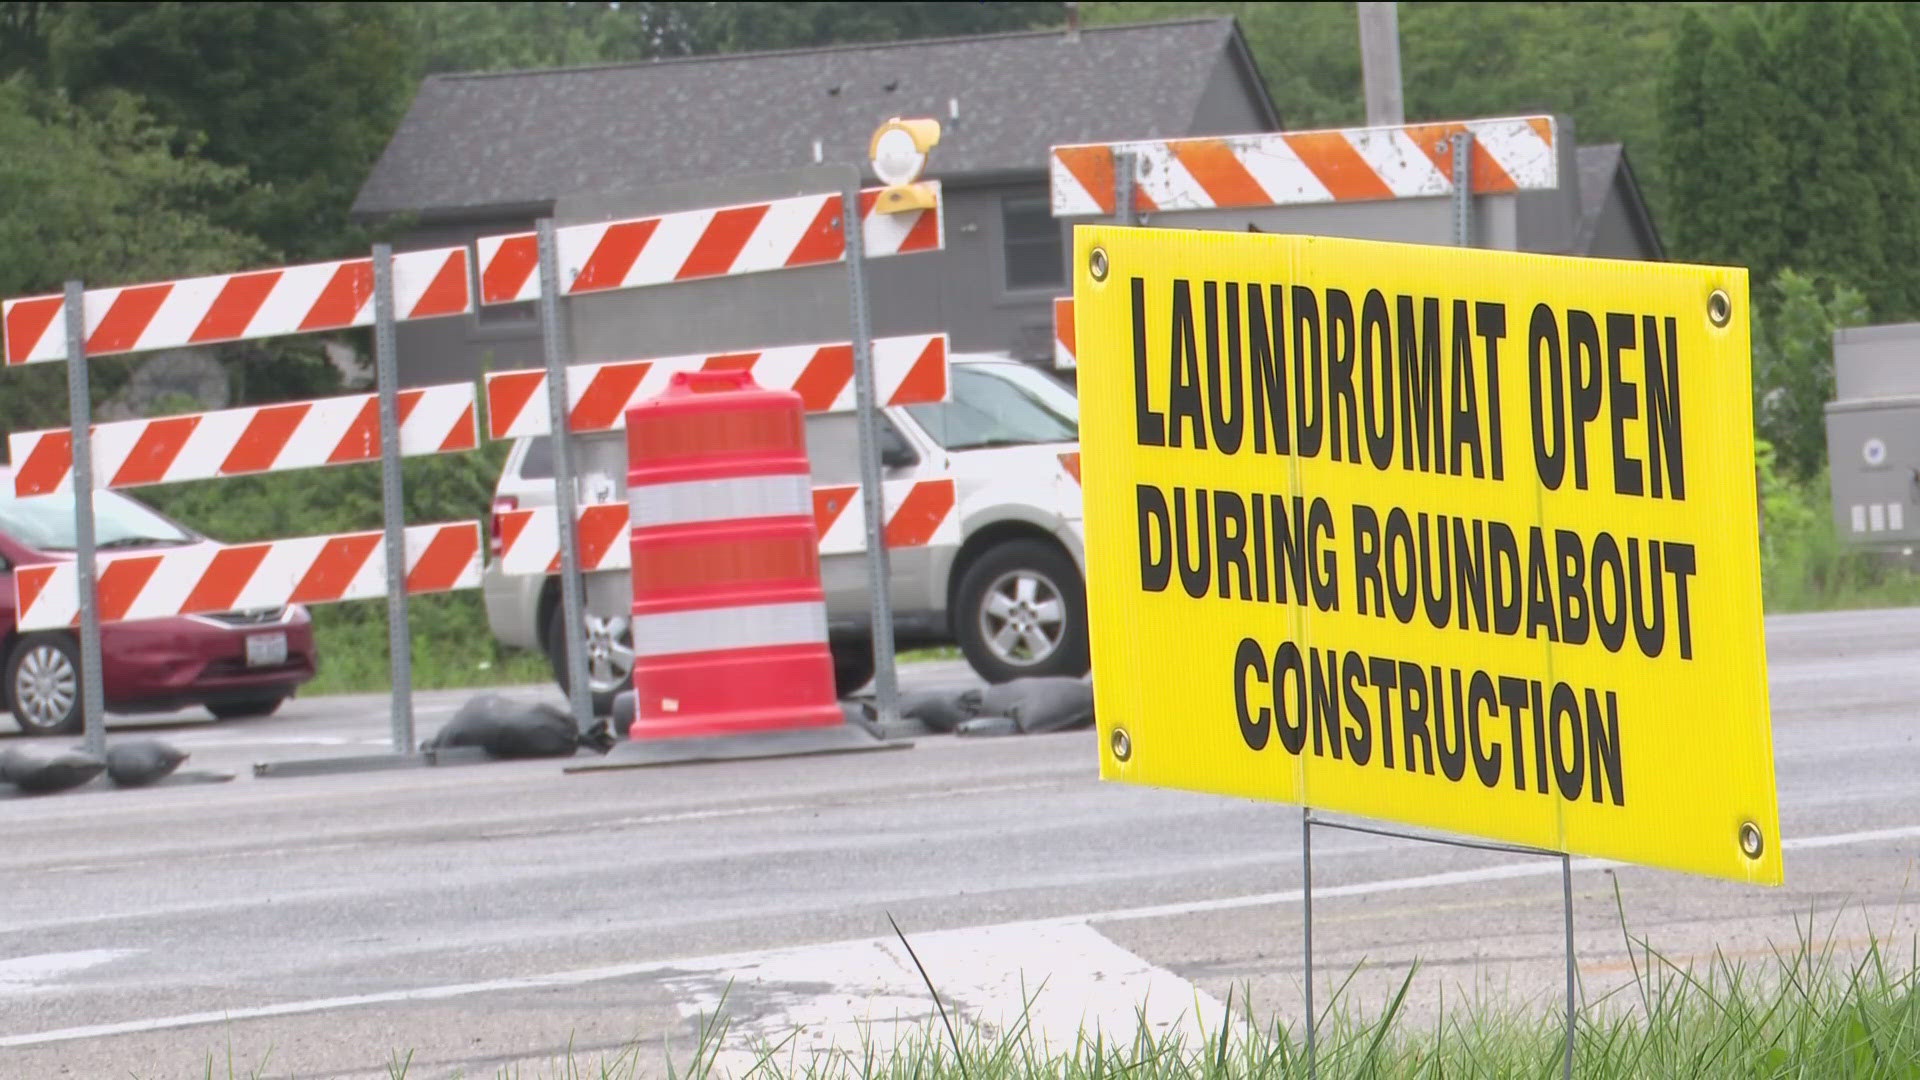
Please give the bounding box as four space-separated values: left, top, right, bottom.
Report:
628 473 811 529
631 601 827 658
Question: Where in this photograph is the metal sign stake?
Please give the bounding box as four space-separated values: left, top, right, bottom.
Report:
1563 853 1577 1078
536 219 594 733
1301 805 1316 1078
841 186 900 729
62 280 107 757
371 246 416 753
1115 150 1138 228
1451 132 1475 247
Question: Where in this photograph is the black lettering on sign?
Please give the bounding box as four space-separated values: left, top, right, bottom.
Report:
1644 314 1685 500
1477 302 1508 481
1206 281 1246 454
1309 497 1340 612
1525 527 1558 642
1468 670 1501 787
1383 508 1417 624
1168 281 1206 449
1630 539 1664 659
1398 660 1435 776
1666 540 1697 660
1249 492 1270 602
1235 638 1270 750
1419 513 1453 629
1293 287 1325 458
1136 484 1171 592
1450 299 1485 479
1272 493 1310 606
1274 641 1307 754
1550 682 1585 801
1225 642 1627 809
1214 490 1251 600
1489 521 1522 636
1325 289 1359 464
1435 666 1468 782
1555 528 1590 647
1132 278 1164 447
1360 290 1395 470
1605 312 1644 497
1352 504 1382 617
1342 650 1372 765
1498 676 1529 791
1454 517 1488 633
1588 688 1625 805
1397 295 1444 474
1173 487 1211 599
1249 284 1290 455
1567 309 1603 491
1369 654 1399 770
1310 648 1344 760
1528 304 1567 490
1591 531 1627 652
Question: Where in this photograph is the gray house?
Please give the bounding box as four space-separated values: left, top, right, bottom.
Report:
354 16 1663 386
354 17 1277 385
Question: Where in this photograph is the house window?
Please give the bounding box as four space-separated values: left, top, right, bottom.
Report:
1001 195 1064 291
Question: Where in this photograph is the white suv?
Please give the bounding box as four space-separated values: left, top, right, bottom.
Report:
481 355 1088 711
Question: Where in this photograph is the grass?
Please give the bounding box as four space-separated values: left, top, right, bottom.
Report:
165 903 1920 1079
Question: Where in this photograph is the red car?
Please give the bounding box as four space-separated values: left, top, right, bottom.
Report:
0 467 318 736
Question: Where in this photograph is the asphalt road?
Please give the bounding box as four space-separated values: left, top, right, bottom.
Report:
1 608 1918 1079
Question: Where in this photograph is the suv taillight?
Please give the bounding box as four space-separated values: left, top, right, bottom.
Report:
489 495 518 559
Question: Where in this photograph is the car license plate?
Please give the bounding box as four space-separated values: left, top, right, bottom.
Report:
245 632 287 668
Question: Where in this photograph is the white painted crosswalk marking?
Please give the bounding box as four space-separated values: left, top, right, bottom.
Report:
664 923 1221 1075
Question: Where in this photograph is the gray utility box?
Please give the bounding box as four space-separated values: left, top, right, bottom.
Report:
1825 322 1920 555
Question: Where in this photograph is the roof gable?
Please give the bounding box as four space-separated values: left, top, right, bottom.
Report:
354 18 1265 220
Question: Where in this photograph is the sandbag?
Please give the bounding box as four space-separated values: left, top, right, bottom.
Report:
964 677 1096 734
0 747 107 794
900 690 971 734
105 739 190 787
1004 677 1096 734
424 694 595 759
954 715 1021 738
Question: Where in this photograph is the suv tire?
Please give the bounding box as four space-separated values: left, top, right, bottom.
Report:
545 603 632 717
954 539 1089 684
830 638 876 699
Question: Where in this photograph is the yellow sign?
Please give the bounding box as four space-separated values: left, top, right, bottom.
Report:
1075 227 1779 885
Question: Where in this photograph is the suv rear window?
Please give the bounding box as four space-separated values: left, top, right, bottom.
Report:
519 436 554 480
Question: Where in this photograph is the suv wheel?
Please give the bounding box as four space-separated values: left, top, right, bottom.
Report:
7 634 84 736
545 604 633 716
954 539 1089 684
829 638 876 699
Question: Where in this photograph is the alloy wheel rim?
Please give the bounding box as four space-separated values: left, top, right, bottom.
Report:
583 613 635 694
979 570 1066 666
16 644 77 730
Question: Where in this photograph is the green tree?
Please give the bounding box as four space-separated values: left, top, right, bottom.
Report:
1752 268 1868 481
1663 7 1787 280
46 2 415 261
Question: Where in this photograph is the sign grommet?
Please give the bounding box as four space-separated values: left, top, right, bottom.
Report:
1089 246 1109 282
1708 288 1732 327
1739 822 1765 860
1110 726 1132 762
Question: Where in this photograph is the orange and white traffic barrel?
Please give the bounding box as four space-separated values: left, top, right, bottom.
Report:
623 370 843 740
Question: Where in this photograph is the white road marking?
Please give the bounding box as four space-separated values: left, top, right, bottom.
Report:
666 923 1220 1075
3 820 1915 1048
0 950 140 996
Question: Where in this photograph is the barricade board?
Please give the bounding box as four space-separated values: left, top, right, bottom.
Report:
1072 226 1778 884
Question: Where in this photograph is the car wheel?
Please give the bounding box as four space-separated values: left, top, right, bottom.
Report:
830 638 876 699
7 633 84 736
546 603 633 717
954 538 1090 684
206 695 287 721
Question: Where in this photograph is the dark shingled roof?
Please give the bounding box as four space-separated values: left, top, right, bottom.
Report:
353 17 1274 220
1574 143 1664 258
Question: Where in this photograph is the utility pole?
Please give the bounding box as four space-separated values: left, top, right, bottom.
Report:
1357 2 1405 126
